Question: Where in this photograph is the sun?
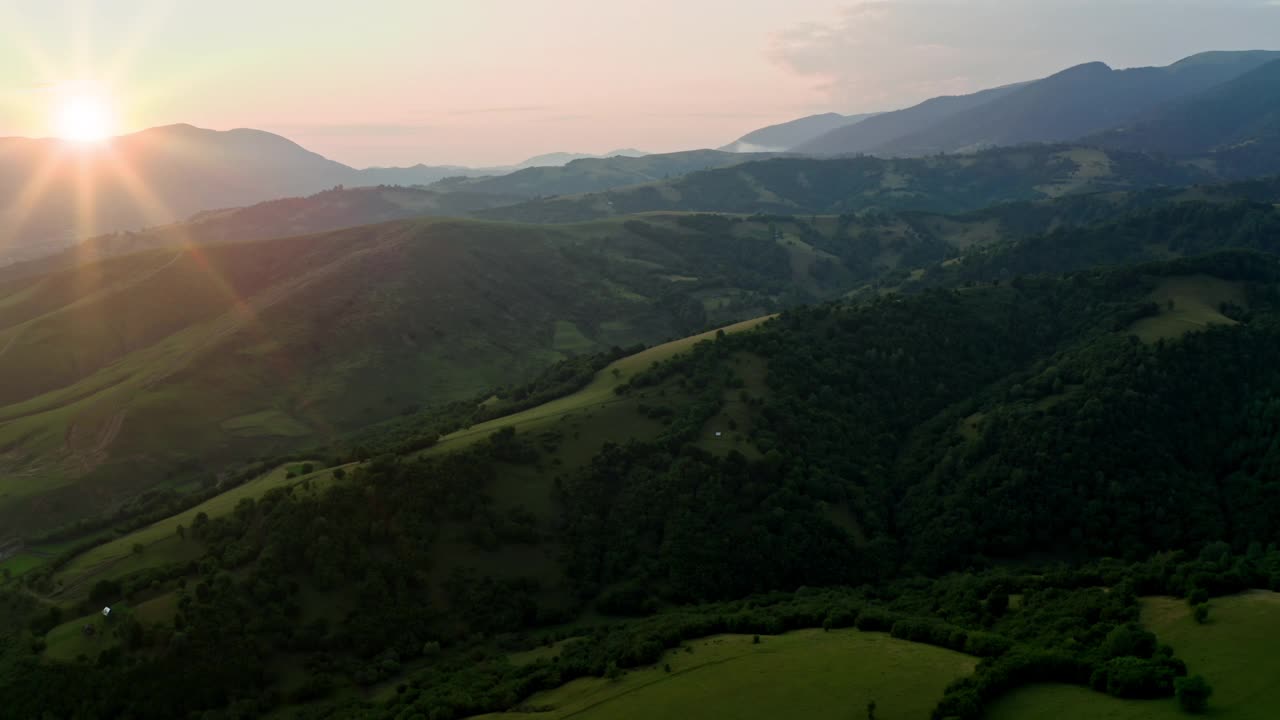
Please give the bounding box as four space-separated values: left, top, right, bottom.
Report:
53 91 118 143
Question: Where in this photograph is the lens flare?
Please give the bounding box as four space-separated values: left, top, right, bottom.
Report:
54 92 117 142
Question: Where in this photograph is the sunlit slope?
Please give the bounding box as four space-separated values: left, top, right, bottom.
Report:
0 216 821 533
20 315 775 634
425 314 773 456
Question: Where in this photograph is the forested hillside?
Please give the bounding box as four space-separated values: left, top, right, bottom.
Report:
427 150 776 199
6 250 1280 719
1089 58 1280 179
874 54 1280 157
480 146 1207 223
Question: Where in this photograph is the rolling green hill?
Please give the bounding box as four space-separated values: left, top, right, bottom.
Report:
0 184 524 282
470 629 975 720
0 214 861 534
478 146 1208 224
427 150 778 199
7 176 1280 537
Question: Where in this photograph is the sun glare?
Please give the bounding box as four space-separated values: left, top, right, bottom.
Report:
53 92 117 143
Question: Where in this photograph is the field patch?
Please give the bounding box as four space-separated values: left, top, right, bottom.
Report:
1130 275 1245 343
220 409 312 438
473 629 976 720
1035 148 1114 198
986 591 1280 720
552 320 596 355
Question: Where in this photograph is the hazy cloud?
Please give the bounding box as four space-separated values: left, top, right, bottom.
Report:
771 0 1280 111
445 105 554 116
279 123 439 137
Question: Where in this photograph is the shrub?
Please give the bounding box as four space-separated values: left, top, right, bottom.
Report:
1175 675 1212 713
1095 656 1179 699
1192 604 1209 624
855 608 900 632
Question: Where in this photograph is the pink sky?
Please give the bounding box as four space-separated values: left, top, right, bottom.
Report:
2 0 1277 167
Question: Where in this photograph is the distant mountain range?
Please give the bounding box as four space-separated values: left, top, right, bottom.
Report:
790 84 1027 155
778 50 1280 157
425 149 778 198
0 185 523 284
0 123 645 266
3 48 1278 269
719 112 879 153
358 149 649 186
478 145 1209 223
1088 57 1280 178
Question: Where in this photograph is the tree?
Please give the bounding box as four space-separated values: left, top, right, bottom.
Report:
176 524 186 540
867 700 877 720
605 662 623 681
1192 604 1209 624
1175 675 1213 713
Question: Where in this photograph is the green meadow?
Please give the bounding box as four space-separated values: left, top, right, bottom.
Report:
986 591 1280 719
472 629 976 720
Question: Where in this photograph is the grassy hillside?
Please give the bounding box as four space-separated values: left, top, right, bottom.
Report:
0 215 831 534
423 315 773 457
16 317 771 605
479 146 1208 224
471 629 975 720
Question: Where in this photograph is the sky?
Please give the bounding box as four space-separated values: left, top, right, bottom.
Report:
0 0 1278 167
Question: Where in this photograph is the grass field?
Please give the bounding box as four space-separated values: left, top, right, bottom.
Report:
1130 275 1244 343
49 461 335 602
471 629 977 720
986 591 1280 719
423 314 775 457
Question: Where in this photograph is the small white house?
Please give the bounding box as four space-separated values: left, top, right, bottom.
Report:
102 606 112 618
